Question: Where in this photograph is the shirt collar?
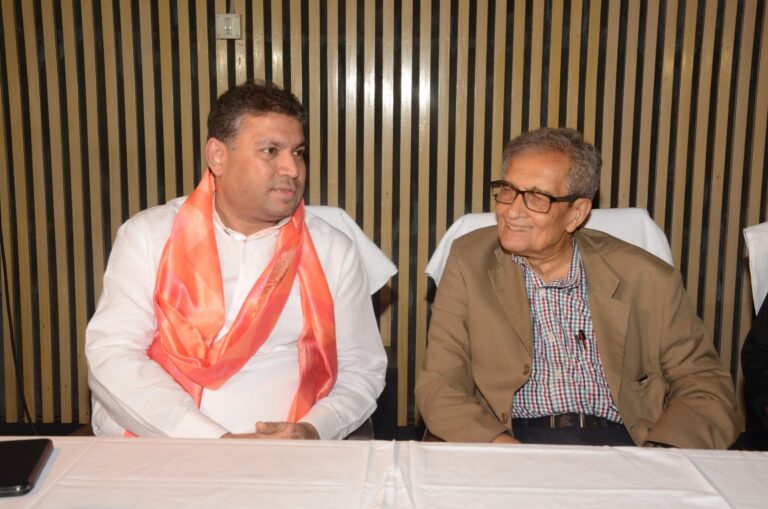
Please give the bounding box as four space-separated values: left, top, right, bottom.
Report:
511 238 584 289
212 194 292 241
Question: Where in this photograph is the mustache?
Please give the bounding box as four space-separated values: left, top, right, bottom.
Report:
271 179 300 191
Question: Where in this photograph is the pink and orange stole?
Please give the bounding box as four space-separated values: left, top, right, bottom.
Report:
144 173 336 431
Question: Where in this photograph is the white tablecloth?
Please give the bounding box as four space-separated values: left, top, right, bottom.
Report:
2 438 766 508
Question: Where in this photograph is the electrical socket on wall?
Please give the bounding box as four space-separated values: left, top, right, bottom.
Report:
216 14 241 40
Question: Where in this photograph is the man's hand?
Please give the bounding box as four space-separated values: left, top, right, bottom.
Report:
220 422 320 440
492 432 521 444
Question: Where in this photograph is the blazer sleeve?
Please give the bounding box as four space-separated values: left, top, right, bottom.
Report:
415 247 510 442
643 271 742 449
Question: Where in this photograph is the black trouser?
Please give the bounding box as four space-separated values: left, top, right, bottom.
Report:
511 414 636 446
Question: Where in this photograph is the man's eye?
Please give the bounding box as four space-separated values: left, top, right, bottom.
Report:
528 193 549 204
294 149 306 158
262 147 278 155
501 184 514 192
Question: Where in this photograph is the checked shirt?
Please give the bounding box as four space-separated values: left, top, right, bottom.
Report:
510 241 621 422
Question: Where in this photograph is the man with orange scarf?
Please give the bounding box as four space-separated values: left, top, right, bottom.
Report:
86 81 387 439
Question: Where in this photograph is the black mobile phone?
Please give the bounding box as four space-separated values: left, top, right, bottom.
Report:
0 439 54 497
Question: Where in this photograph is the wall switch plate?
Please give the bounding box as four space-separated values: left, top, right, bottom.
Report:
215 13 241 40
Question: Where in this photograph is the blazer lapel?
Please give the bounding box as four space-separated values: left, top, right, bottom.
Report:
577 233 630 398
489 246 533 357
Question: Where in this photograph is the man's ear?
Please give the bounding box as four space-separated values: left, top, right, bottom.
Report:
565 197 593 234
206 138 227 177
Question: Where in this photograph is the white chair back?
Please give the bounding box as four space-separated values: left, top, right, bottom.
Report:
744 222 768 313
426 208 673 285
306 206 397 293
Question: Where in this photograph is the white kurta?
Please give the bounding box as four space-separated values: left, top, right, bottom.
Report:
86 197 387 440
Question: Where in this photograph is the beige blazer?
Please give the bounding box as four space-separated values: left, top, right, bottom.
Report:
416 227 741 449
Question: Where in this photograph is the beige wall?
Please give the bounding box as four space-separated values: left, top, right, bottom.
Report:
1 0 766 429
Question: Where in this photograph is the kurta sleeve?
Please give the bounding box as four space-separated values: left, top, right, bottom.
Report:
86 215 228 437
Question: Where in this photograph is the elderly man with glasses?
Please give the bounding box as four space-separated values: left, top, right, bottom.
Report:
415 128 740 448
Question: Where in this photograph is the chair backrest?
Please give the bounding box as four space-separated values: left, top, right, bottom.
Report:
306 205 397 293
744 222 768 313
426 208 673 285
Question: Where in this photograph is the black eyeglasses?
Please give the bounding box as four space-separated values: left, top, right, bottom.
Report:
490 180 581 213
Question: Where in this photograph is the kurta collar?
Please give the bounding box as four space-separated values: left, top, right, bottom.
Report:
212 194 292 242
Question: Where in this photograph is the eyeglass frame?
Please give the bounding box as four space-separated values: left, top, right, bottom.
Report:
490 179 582 213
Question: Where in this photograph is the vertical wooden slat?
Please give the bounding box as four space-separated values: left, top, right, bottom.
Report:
82 0 107 401
289 0 302 97
20 0 52 422
0 124 14 419
490 0 508 182
379 0 395 348
510 0 525 137
101 0 122 239
652 0 679 227
118 0 140 217
325 0 339 206
635 0 660 209
599 0 620 207
669 0 698 267
0 27 9 418
435 0 450 239
452 0 469 216
60 0 90 422
344 0 357 218
528 0 544 129
270 0 284 88
233 0 247 85
723 0 757 387
686 0 718 303
414 0 433 420
196 0 210 172
178 0 195 194
253 0 265 80
582 0 601 143
158 0 176 202
703 0 738 360
362 0 375 236
308 0 321 205
470 0 488 211
0 0 20 421
215 0 228 95
617 0 641 207
547 0 564 127
745 6 768 258
396 0 413 427
139 0 158 206
565 0 583 128
41 0 71 421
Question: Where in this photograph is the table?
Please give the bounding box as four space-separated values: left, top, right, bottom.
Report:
1 437 766 508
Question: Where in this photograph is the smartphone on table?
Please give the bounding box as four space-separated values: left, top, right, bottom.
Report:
0 438 54 497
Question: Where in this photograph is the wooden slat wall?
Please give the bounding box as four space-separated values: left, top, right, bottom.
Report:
1 0 766 432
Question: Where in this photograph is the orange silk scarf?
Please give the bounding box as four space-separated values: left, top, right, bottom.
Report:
147 172 336 423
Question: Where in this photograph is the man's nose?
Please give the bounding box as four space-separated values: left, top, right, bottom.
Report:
504 191 527 215
277 151 302 178
498 194 530 222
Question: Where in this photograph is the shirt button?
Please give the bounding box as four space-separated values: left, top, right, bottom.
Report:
501 412 509 423
538 288 546 297
523 364 531 375
554 370 562 379
547 333 555 342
